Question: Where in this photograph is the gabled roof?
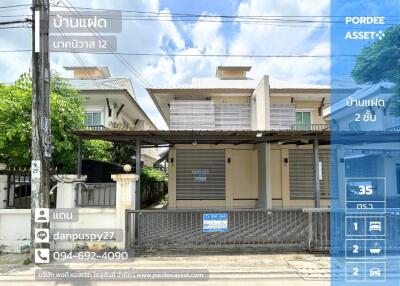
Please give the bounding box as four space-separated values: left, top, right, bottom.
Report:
323 82 395 117
148 77 257 91
67 78 135 98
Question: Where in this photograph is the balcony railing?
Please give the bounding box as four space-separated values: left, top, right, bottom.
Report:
386 125 400 131
85 125 107 131
291 124 330 131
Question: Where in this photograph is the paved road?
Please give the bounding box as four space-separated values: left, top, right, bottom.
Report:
0 253 330 285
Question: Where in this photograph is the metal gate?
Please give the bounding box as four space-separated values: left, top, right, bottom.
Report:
126 209 310 250
176 149 225 200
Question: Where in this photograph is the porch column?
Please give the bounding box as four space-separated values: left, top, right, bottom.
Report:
135 139 141 210
313 138 321 208
135 139 141 239
336 145 346 208
256 143 272 209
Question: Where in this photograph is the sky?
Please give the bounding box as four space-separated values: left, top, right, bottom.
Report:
0 0 331 129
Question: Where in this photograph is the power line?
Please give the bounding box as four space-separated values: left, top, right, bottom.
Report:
49 4 400 19
47 7 400 28
0 4 30 9
59 0 152 88
0 19 30 25
0 49 360 58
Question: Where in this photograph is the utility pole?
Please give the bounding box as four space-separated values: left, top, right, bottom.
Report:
31 0 51 262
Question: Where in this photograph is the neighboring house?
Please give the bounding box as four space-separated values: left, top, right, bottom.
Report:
323 81 400 205
147 66 331 209
323 80 398 131
65 66 159 166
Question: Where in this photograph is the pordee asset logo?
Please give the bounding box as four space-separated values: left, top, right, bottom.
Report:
344 16 385 40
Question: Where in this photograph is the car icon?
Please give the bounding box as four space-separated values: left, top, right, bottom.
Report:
369 268 381 277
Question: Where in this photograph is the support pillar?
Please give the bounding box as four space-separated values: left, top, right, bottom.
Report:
135 139 141 210
256 143 272 209
313 138 321 208
135 139 141 239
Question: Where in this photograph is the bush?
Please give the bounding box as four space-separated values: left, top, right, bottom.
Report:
140 167 167 183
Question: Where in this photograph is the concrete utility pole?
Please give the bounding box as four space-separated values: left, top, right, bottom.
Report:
31 0 51 261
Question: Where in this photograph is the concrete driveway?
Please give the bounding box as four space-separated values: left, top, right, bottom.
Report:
0 252 330 285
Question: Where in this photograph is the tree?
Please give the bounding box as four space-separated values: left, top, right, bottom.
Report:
352 25 400 115
0 73 112 173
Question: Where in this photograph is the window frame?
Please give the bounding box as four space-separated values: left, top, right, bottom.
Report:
84 110 103 127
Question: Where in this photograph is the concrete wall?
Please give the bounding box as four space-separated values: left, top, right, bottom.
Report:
252 76 270 130
0 209 30 253
0 174 138 253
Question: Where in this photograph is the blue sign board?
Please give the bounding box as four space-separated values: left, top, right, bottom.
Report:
202 213 228 232
330 1 400 285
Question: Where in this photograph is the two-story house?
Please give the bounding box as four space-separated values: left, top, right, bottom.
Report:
65 66 159 166
147 66 331 209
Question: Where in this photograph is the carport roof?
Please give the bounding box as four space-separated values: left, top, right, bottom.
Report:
72 129 399 147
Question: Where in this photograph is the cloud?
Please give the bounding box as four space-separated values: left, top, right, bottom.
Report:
228 0 330 84
0 0 331 129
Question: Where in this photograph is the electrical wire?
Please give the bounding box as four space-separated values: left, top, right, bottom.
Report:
59 0 152 88
0 49 361 58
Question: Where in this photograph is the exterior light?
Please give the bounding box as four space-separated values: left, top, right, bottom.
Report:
256 132 263 138
123 164 132 173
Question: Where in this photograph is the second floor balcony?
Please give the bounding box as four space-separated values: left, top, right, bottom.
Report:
290 124 331 131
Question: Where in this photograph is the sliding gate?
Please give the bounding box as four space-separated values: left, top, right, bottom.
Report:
126 209 315 251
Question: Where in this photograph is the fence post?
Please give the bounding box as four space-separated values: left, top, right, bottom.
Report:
55 175 86 208
307 211 313 252
111 174 139 249
0 174 7 208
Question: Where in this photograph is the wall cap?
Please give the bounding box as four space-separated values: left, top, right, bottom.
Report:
53 174 87 182
111 174 139 182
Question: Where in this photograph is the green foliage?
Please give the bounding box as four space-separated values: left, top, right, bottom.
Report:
107 122 136 165
140 167 167 183
0 73 111 172
22 258 32 265
352 25 400 115
83 140 113 162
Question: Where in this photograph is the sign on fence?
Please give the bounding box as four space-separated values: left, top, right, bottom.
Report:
202 213 228 232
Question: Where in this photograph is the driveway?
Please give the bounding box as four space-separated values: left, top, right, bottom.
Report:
0 252 331 285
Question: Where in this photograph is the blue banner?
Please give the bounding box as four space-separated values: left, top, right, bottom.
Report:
331 0 400 285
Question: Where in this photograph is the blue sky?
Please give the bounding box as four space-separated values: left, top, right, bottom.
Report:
0 0 332 129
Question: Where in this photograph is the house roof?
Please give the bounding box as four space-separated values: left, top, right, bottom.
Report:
148 77 257 91
73 129 330 146
67 78 135 96
217 66 252 71
66 77 157 130
147 77 330 91
323 82 395 117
